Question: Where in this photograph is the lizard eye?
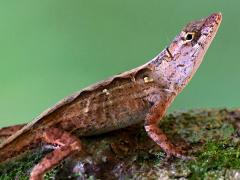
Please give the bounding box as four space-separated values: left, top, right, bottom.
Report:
184 32 195 42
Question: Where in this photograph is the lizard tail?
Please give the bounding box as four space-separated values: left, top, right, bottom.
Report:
0 124 26 138
0 126 38 164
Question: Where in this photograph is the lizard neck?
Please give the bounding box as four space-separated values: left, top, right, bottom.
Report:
147 48 179 95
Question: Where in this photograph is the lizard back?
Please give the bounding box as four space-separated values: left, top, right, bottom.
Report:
0 60 169 148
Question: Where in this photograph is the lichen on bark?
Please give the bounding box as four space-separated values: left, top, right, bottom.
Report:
0 108 240 180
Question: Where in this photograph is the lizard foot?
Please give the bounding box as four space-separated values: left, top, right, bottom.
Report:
165 147 195 161
145 124 195 161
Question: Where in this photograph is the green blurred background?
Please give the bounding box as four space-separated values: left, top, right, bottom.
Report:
0 1 239 127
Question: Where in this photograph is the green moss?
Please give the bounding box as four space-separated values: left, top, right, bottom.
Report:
0 152 38 180
188 140 240 180
44 166 59 180
0 149 57 180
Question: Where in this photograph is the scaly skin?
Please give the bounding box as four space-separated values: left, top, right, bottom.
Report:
0 124 25 138
0 13 222 180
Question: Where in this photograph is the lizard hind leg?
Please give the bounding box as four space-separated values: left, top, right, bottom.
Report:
30 127 82 180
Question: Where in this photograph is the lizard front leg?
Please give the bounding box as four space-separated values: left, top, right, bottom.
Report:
30 127 82 180
144 102 189 159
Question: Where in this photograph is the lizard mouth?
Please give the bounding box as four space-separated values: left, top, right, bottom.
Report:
201 12 222 43
204 12 222 27
194 12 222 53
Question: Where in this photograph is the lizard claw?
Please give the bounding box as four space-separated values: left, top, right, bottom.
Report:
165 147 195 161
176 154 195 161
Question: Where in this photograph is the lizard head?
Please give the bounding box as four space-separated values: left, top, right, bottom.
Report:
156 12 222 93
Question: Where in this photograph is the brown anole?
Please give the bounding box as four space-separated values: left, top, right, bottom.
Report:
0 13 222 180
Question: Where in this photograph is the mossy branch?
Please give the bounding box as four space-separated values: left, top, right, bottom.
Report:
1 109 240 179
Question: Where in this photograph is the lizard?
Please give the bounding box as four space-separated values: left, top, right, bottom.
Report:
0 12 222 180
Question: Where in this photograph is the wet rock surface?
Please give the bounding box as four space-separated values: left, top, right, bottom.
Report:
1 108 240 180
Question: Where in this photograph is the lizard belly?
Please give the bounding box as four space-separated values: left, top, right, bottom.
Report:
79 96 150 136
